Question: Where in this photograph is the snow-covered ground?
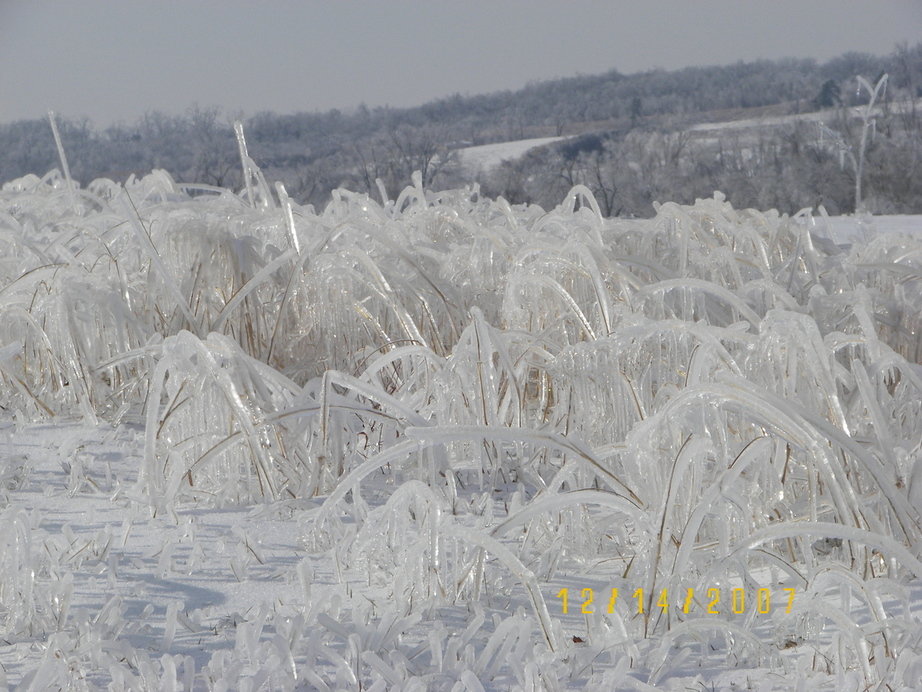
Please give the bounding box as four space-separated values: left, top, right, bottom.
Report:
687 97 920 138
1 168 921 690
814 213 922 244
455 137 568 176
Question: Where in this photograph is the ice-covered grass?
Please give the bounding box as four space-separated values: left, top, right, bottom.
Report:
0 157 921 689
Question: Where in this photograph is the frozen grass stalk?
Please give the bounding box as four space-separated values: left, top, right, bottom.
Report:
47 110 78 212
854 74 888 213
234 120 255 208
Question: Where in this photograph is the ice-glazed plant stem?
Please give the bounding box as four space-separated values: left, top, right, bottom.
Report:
118 193 200 333
730 521 922 577
274 182 301 254
441 522 559 652
854 74 888 213
48 111 78 212
815 73 887 213
406 425 643 507
234 120 255 208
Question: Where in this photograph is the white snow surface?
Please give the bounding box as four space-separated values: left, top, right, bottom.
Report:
0 169 921 690
815 213 922 244
456 136 568 175
687 98 921 136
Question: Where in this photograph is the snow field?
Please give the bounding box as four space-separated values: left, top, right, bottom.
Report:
0 166 921 689
455 137 569 177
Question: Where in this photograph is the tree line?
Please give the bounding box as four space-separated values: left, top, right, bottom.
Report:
2 43 921 216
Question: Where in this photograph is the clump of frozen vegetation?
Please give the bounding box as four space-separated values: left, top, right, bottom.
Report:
1 142 921 689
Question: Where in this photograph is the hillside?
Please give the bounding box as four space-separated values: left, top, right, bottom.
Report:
1 44 920 216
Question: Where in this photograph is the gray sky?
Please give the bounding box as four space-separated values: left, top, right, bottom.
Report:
2 0 920 127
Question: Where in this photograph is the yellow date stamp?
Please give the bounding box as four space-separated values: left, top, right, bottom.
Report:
554 587 796 615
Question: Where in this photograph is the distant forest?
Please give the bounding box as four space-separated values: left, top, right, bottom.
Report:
3 43 922 216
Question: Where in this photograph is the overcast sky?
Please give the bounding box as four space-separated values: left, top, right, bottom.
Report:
2 0 920 127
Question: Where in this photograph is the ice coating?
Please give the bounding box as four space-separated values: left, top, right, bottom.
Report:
0 162 921 688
